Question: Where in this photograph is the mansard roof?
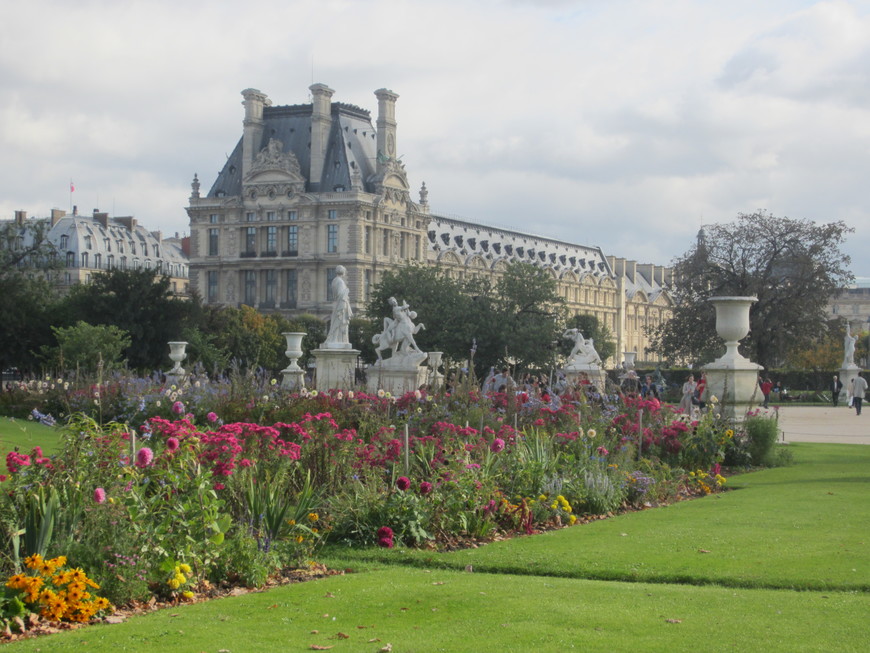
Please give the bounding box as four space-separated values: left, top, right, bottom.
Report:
427 214 614 279
207 102 379 199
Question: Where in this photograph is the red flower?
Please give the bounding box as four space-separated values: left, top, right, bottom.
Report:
396 476 411 491
419 481 433 495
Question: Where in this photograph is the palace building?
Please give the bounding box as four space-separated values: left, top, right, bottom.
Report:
186 84 673 363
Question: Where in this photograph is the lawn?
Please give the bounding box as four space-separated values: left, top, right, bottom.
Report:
3 441 868 652
0 416 62 462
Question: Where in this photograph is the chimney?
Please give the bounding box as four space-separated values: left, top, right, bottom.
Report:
14 210 27 225
181 236 191 256
93 210 109 229
151 230 162 243
116 216 137 232
626 260 637 284
308 83 335 191
374 88 399 177
73 205 78 216
50 209 66 227
241 88 271 180
638 263 655 285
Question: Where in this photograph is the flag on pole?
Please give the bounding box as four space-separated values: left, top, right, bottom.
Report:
70 181 75 193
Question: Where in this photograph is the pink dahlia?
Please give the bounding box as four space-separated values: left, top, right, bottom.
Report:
396 476 411 491
378 537 394 548
377 526 394 539
94 487 107 504
166 437 180 452
172 401 185 415
135 446 154 468
207 411 219 423
419 481 433 496
490 438 506 453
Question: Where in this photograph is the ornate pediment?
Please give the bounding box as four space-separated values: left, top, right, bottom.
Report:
369 155 411 203
244 139 307 196
250 138 302 177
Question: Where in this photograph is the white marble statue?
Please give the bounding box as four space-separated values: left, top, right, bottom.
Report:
563 328 602 367
372 297 426 362
843 323 858 368
323 265 352 348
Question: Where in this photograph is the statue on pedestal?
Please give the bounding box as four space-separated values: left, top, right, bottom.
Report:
563 328 602 367
323 265 352 349
372 297 426 363
843 323 858 368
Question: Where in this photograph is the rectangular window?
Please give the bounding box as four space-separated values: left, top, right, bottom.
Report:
245 227 256 254
66 252 75 267
85 235 92 249
383 229 389 255
209 214 219 224
328 209 337 220
94 253 102 269
288 210 297 221
326 268 337 302
104 238 111 252
266 211 276 222
327 224 338 253
266 226 277 254
208 228 219 256
80 252 88 268
207 270 218 302
263 270 277 306
400 232 407 258
245 212 256 222
364 269 371 300
365 226 371 254
285 269 297 308
286 226 298 256
415 235 421 260
244 271 257 305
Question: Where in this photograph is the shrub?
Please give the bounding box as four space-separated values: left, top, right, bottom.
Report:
744 415 780 466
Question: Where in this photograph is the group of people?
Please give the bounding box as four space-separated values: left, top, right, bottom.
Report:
831 373 868 415
679 373 707 416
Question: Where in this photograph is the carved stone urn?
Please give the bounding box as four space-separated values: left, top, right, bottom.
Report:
708 296 756 365
167 341 188 375
623 351 637 369
281 332 306 389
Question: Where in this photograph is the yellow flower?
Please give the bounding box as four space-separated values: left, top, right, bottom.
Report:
167 578 181 589
308 512 319 522
179 563 192 575
569 515 577 525
182 590 195 600
24 553 44 570
174 573 187 585
287 519 296 526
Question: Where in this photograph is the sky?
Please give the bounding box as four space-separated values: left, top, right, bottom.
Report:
3 0 870 275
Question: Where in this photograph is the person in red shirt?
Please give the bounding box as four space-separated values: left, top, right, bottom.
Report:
759 377 773 408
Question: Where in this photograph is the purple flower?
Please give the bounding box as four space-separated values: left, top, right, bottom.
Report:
490 438 506 453
378 537 394 548
166 437 180 452
172 401 185 415
396 476 411 491
377 526 393 539
94 487 106 504
207 412 218 423
419 481 433 496
135 446 154 468
597 446 609 456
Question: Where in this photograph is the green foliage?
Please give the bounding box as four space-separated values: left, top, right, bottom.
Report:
43 321 131 375
744 414 781 466
649 212 854 369
22 487 59 559
0 275 60 375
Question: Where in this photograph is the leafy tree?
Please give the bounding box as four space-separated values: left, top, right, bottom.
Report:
0 220 59 277
0 275 61 374
44 321 131 375
203 305 289 372
285 313 327 370
57 269 196 371
562 313 616 365
648 212 854 369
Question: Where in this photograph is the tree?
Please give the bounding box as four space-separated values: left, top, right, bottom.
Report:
57 269 197 371
562 313 616 365
648 212 854 369
367 262 567 374
44 321 132 375
0 274 62 374
0 219 59 277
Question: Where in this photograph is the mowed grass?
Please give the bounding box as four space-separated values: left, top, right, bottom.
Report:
4 567 869 653
0 417 63 461
324 443 870 591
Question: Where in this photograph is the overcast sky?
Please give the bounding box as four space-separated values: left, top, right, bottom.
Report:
3 0 870 275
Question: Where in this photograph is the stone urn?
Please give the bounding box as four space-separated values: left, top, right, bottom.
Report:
281 332 306 389
167 341 188 375
709 296 756 365
623 351 637 369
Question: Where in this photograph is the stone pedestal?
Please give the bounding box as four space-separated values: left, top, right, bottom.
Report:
840 366 861 403
312 348 359 391
563 365 606 393
367 352 428 396
281 332 306 391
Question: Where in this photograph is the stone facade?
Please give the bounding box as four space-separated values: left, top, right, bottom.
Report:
187 84 673 365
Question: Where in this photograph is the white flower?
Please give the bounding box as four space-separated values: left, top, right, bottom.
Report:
156 400 162 407
262 395 269 402
336 391 344 400
270 378 277 386
587 429 597 439
347 391 354 400
310 390 318 398
414 390 422 400
377 389 385 398
171 384 177 391
709 395 719 404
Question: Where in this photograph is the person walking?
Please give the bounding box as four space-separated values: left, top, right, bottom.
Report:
679 374 696 414
852 372 868 416
831 374 843 407
760 377 773 409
